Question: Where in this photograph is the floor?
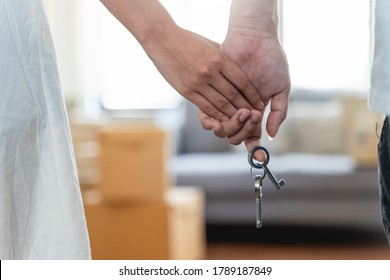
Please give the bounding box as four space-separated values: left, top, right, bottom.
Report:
205 225 390 260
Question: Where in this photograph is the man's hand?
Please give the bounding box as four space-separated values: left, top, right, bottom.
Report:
221 34 290 150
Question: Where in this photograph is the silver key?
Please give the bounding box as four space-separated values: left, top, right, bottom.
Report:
254 175 263 228
262 164 286 190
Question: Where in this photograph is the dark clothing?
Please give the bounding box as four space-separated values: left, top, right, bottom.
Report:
378 116 390 242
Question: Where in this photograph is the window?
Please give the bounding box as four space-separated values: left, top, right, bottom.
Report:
281 0 372 94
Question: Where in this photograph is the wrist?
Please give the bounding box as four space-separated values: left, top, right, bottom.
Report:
131 9 178 52
228 0 279 39
140 21 183 67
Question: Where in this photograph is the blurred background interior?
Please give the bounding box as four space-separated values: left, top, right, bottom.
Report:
44 0 390 259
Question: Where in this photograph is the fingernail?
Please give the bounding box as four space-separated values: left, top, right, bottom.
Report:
268 136 274 141
256 100 265 110
239 111 249 122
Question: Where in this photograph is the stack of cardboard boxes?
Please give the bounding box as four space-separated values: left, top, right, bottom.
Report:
80 125 206 260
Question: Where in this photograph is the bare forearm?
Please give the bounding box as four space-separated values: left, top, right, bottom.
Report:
100 0 177 50
229 0 279 38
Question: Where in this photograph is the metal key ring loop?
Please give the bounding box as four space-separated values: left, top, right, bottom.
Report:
248 146 270 169
250 166 266 180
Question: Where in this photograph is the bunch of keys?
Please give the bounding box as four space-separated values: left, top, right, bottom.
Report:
248 146 286 228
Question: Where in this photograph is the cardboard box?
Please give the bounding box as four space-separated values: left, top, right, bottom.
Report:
83 187 206 260
342 97 383 168
97 127 171 201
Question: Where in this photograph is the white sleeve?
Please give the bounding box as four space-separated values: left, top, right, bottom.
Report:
369 0 390 115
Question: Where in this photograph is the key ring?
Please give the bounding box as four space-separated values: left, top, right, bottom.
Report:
248 146 270 169
250 166 266 180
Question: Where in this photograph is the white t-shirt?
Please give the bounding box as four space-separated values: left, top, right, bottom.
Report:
0 0 90 259
370 0 390 115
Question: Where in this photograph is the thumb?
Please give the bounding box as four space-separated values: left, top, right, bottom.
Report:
266 89 289 138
